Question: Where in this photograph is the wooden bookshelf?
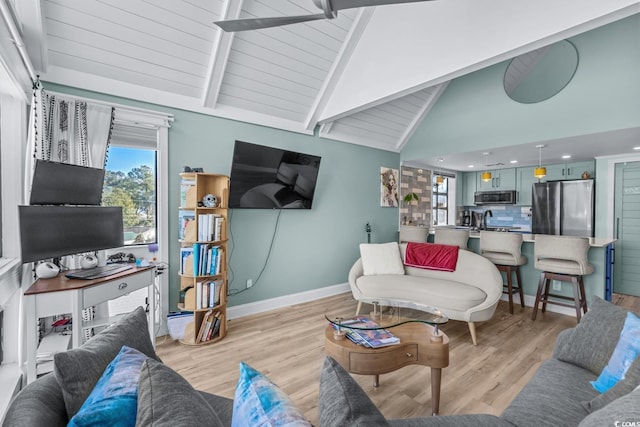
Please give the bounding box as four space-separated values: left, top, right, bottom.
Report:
177 173 228 346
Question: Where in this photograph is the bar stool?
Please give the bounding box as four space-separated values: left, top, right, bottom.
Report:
399 225 428 243
479 231 526 314
531 235 593 322
434 228 469 249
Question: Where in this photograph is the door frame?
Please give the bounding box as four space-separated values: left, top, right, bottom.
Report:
604 154 640 238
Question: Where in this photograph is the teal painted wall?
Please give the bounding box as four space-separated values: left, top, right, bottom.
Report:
402 14 640 237
402 14 640 160
43 83 400 308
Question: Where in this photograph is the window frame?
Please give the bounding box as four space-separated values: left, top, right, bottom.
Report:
432 176 449 226
103 144 159 247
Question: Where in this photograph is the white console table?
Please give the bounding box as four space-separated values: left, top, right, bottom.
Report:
24 266 156 383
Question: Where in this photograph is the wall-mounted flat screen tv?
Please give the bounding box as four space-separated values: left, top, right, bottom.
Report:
19 205 124 263
229 141 321 209
30 160 105 205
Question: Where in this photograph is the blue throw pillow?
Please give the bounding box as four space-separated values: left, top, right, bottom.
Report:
591 312 640 393
231 361 312 427
68 345 147 427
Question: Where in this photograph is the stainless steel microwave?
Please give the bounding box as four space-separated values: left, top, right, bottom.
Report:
474 190 516 205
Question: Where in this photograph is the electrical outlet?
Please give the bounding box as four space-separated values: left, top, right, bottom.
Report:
552 281 561 291
246 279 253 288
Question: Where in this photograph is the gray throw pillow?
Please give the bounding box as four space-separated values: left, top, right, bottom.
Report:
318 356 390 427
136 359 225 427
578 387 640 427
583 352 640 412
54 307 160 418
553 296 630 375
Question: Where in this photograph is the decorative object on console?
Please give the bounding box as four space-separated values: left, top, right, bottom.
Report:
80 254 98 270
380 167 399 207
35 261 60 279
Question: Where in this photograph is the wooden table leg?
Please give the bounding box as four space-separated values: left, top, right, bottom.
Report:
431 367 442 415
373 374 379 387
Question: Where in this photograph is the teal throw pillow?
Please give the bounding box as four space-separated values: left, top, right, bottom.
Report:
68 345 147 427
591 312 640 394
231 361 312 427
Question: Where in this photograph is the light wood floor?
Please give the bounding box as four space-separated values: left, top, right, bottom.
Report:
155 293 635 425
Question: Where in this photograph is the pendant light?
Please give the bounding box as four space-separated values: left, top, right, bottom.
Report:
534 144 547 179
481 152 492 182
435 175 445 185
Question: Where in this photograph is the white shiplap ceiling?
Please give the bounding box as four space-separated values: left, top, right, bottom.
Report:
11 0 640 165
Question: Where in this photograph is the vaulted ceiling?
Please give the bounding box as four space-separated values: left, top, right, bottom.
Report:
12 0 640 156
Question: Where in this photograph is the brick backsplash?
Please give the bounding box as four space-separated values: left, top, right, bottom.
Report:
400 166 432 227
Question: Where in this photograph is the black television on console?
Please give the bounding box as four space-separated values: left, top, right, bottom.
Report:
30 160 105 205
228 141 321 209
18 205 124 264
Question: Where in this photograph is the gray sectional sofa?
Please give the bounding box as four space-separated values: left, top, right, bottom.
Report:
4 297 640 426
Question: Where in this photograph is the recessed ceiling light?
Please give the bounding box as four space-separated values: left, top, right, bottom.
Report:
510 160 518 164
468 165 475 168
437 157 445 162
562 155 571 159
634 146 640 151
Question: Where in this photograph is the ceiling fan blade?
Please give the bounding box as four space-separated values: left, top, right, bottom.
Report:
329 0 434 12
214 14 326 32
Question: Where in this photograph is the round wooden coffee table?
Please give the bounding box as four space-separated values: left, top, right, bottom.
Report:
324 299 450 415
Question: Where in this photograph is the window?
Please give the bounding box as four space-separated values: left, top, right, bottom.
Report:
432 176 449 226
102 144 157 245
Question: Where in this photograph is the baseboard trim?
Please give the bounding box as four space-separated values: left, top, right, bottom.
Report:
227 285 579 321
227 283 350 320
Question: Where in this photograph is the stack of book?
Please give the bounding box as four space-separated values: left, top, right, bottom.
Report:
332 316 400 348
197 214 224 241
179 244 223 276
196 310 223 343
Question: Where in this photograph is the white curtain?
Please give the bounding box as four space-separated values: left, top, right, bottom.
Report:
26 89 114 192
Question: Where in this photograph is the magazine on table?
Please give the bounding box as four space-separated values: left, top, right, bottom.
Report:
331 315 400 348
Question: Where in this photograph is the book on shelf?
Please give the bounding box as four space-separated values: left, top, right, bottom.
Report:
191 280 223 310
197 214 224 242
196 309 214 343
179 247 194 275
180 179 195 207
209 312 222 340
178 210 195 240
331 316 400 348
190 244 223 277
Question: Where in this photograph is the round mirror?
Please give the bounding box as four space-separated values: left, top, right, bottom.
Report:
504 40 579 104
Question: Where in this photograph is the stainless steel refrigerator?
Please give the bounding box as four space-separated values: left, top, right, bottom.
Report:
532 179 595 237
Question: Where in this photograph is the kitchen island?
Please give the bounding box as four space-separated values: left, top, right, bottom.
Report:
464 233 615 313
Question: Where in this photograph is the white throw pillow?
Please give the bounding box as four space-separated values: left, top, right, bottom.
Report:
359 242 405 276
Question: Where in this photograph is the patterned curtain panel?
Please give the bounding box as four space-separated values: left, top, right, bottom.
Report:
27 88 114 172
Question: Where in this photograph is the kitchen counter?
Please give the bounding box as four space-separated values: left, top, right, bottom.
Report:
466 232 616 248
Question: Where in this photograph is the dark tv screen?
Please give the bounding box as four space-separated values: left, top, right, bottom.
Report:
19 205 124 263
229 141 321 209
30 160 105 205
